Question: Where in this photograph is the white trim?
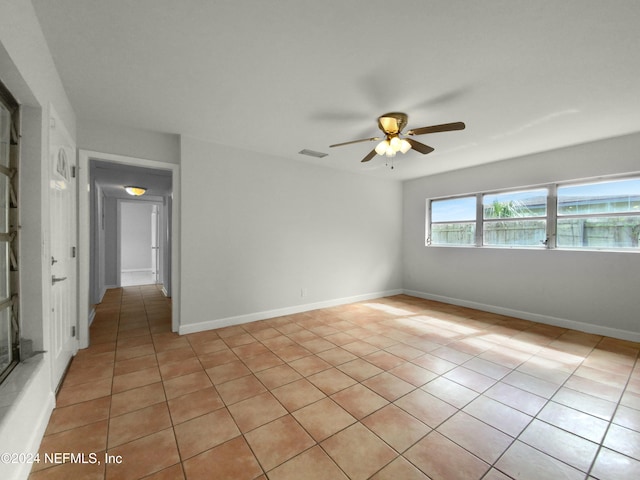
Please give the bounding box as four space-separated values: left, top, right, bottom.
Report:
179 289 403 335
88 307 96 328
0 358 55 480
403 289 640 343
78 150 180 349
120 269 154 273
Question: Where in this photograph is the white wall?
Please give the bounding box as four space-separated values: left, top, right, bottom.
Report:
120 202 153 271
403 132 640 341
104 196 118 286
179 136 403 332
78 118 180 165
0 1 76 479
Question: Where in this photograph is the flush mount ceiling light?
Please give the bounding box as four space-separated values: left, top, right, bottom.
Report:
124 186 147 196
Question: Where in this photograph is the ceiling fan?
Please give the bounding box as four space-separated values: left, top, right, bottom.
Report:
329 112 465 164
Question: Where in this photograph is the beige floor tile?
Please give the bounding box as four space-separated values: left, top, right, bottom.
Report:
45 397 111 435
495 440 585 480
405 431 490 480
245 415 315 471
362 372 415 401
331 384 389 419
321 423 397 480
162 370 212 400
271 378 326 412
167 386 224 424
105 428 180 480
254 364 302 389
216 374 267 405
267 445 348 480
173 408 240 459
110 382 166 417
394 389 457 427
361 404 430 452
227 392 288 432
519 419 599 472
307 367 357 395
463 395 532 437
31 289 640 480
108 403 172 448
370 456 430 480
292 397 356 441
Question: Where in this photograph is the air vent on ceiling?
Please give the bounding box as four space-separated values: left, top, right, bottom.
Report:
298 149 328 158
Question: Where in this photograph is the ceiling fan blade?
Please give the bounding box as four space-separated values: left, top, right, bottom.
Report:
406 138 435 155
330 137 380 148
361 149 378 163
407 122 466 136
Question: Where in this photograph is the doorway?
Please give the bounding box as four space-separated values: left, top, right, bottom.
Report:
119 201 163 287
77 150 180 348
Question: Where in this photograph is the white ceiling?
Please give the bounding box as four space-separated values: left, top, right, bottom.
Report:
32 0 640 181
90 160 172 199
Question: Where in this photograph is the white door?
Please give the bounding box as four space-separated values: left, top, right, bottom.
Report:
49 112 77 389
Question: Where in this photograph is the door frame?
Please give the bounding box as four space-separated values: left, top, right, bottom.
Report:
77 150 180 348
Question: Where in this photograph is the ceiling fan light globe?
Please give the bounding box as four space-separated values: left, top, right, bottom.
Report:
399 139 411 154
375 140 389 156
385 146 396 157
389 136 402 152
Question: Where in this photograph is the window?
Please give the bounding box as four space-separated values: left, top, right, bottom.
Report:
427 175 640 252
557 178 640 249
429 196 476 246
0 80 19 384
483 189 547 247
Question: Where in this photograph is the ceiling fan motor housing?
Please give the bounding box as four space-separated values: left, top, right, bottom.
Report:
378 112 408 134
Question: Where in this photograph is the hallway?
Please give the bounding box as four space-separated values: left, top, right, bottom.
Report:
29 291 640 479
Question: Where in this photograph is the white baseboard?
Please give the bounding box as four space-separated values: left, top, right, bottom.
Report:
88 307 96 328
179 289 403 335
121 268 153 273
403 289 640 343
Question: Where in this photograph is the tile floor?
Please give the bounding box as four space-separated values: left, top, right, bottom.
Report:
29 287 640 480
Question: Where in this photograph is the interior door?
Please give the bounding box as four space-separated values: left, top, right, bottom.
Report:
49 112 77 389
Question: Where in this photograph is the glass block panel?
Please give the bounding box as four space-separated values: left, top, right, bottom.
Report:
0 103 10 168
484 220 547 247
0 174 8 233
558 179 640 216
0 306 11 375
484 189 547 219
0 242 8 302
557 216 640 249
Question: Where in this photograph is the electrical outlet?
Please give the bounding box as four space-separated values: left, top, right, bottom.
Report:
301 288 308 298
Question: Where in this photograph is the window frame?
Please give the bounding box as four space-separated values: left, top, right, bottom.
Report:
555 177 640 251
426 174 640 252
481 187 549 248
428 194 478 247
